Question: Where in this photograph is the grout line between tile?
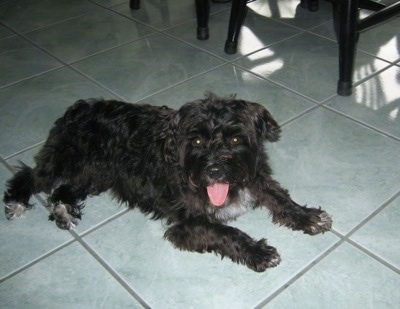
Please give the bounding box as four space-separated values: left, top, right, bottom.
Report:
278 104 321 127
66 66 129 101
3 141 45 161
344 190 400 240
65 31 158 63
332 190 400 274
4 22 231 103
321 104 400 142
0 66 64 91
97 1 194 34
113 2 232 34
254 235 344 308
0 22 148 101
1 7 102 35
0 238 77 283
159 31 235 63
70 233 151 308
352 57 394 85
231 62 323 104
306 21 399 66
0 156 14 174
137 62 229 102
160 11 307 65
77 208 131 237
226 30 307 64
256 190 400 307
330 223 400 276
357 48 398 66
346 238 400 274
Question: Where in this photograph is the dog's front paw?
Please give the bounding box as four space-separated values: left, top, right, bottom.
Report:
303 209 332 235
4 201 31 220
245 239 281 272
48 203 77 230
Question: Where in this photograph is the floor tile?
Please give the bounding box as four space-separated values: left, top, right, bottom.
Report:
358 16 400 63
0 164 72 279
92 0 129 8
167 10 301 60
266 242 400 308
0 0 399 307
248 0 334 30
0 242 141 308
308 19 336 39
350 196 400 269
0 0 99 33
311 11 400 63
114 0 229 31
84 208 338 308
380 0 400 5
0 36 62 88
326 65 400 140
25 9 155 63
235 32 390 102
0 68 115 158
73 33 224 101
0 24 14 39
142 64 315 123
268 107 400 234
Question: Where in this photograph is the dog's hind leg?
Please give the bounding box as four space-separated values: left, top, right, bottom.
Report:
47 184 90 230
3 165 38 220
3 154 62 220
164 217 281 272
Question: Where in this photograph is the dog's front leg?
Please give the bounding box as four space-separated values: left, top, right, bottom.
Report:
164 217 281 272
258 178 332 235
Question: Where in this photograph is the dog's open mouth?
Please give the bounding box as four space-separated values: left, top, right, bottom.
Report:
207 183 229 207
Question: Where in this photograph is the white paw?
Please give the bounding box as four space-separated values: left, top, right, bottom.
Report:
5 202 27 220
50 203 77 230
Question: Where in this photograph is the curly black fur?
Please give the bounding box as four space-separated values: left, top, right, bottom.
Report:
3 93 332 272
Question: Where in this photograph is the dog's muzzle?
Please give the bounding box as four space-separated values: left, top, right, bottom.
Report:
207 166 224 180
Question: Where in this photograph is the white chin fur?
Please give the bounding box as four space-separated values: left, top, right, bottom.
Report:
208 189 255 222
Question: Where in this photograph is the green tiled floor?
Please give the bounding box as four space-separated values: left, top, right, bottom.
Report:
1 0 399 308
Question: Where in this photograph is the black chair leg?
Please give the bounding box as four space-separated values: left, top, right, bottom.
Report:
129 0 211 41
196 0 211 40
225 0 248 54
300 0 319 12
337 0 359 96
130 0 140 10
359 0 385 11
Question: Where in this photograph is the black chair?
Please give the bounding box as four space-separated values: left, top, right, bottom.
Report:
129 0 212 40
223 0 400 96
332 0 400 95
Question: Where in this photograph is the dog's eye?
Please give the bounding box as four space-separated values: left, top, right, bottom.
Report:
231 137 242 145
192 137 203 147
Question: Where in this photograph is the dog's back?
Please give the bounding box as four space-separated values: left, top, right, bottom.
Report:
4 99 178 226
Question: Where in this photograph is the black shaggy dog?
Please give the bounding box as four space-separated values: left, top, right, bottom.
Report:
3 93 332 272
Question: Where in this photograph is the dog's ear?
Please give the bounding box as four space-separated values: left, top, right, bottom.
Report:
248 102 281 142
163 112 180 163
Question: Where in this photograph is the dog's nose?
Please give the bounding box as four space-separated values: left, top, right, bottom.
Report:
207 166 223 180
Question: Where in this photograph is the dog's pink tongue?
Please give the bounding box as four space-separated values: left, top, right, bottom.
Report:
207 183 229 207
